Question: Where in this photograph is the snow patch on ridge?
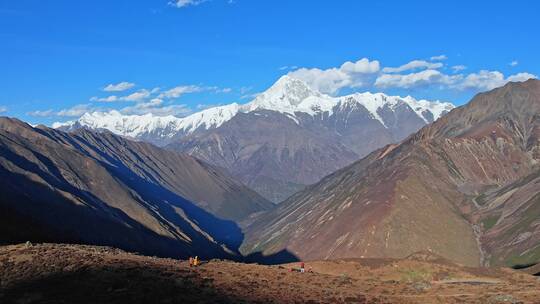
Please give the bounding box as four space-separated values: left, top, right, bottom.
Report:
179 103 240 133
402 96 454 123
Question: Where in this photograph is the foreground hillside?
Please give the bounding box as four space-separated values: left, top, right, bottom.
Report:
0 118 271 259
1 243 539 304
242 79 540 267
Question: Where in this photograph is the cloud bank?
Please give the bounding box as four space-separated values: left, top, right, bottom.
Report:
287 56 536 95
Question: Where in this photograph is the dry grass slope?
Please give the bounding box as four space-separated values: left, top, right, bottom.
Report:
1 244 539 304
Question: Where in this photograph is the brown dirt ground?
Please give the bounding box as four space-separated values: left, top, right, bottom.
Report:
1 244 539 304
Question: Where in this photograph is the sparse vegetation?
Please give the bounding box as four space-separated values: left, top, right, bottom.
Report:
482 214 500 230
2 243 540 303
505 244 540 268
399 268 433 283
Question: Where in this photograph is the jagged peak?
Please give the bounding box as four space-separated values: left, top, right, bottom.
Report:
245 76 324 109
240 76 335 118
340 92 454 124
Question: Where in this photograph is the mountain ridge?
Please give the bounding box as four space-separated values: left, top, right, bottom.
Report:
54 76 454 147
0 117 273 259
240 79 540 267
53 76 455 202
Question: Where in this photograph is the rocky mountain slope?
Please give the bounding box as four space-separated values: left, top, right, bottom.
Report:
56 76 454 202
0 117 272 258
2 243 539 304
241 79 540 267
475 170 540 267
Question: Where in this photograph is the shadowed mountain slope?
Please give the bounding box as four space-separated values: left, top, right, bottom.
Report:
0 118 272 259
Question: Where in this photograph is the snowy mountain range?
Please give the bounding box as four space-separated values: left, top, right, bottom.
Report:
55 76 454 146
55 76 455 202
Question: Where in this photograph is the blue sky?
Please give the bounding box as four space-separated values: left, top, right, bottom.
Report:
1 0 538 126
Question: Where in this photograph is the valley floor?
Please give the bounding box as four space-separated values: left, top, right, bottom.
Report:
0 243 539 304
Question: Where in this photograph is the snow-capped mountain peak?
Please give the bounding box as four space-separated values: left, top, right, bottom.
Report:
401 96 454 123
178 103 240 133
242 75 334 116
54 104 241 141
339 92 399 127
53 75 455 145
337 92 454 126
255 75 321 106
54 110 183 138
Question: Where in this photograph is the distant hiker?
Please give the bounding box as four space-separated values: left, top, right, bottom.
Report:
189 257 194 267
300 262 305 273
194 256 200 266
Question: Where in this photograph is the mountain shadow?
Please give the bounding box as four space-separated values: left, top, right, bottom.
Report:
0 117 297 264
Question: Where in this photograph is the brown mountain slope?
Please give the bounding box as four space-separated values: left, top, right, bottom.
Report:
168 110 359 203
2 243 539 304
0 118 272 258
39 127 273 221
475 170 540 266
241 79 540 267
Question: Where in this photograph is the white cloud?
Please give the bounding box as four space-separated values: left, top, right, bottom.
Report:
28 109 55 117
506 72 536 82
510 60 519 67
103 82 135 92
205 86 232 93
375 68 536 91
375 69 457 89
382 60 443 73
456 70 536 91
28 104 93 118
56 104 93 117
340 58 380 74
238 86 258 99
0 106 7 113
158 85 202 99
451 65 467 72
288 58 380 94
279 65 298 71
121 89 151 102
90 95 119 102
457 70 506 91
168 0 207 8
289 67 351 95
120 98 192 116
197 103 222 110
430 55 448 61
290 56 536 93
239 86 252 94
241 92 261 100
